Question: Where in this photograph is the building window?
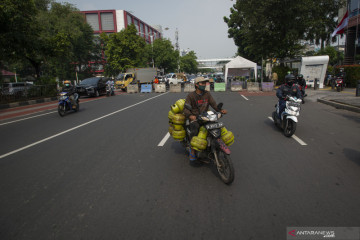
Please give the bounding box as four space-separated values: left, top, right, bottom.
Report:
101 12 114 31
134 19 140 33
86 13 99 31
127 14 132 26
140 23 144 37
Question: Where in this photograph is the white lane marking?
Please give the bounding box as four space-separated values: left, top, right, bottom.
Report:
241 95 249 100
158 132 170 146
291 135 307 146
268 116 307 146
0 93 168 159
0 98 101 126
0 111 57 126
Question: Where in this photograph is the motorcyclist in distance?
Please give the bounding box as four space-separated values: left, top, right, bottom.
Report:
62 80 77 109
183 77 227 167
296 74 307 103
276 74 302 118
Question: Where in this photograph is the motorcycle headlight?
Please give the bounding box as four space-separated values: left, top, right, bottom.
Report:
59 96 67 100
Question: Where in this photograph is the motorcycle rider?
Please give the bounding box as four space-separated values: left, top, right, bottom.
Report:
61 80 77 109
106 79 115 93
276 74 302 118
183 76 227 167
296 74 306 103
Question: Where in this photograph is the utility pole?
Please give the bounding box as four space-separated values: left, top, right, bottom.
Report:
175 28 180 73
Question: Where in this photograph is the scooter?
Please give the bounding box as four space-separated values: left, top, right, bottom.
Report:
58 92 79 117
182 103 235 184
272 95 302 137
106 84 115 96
335 77 344 92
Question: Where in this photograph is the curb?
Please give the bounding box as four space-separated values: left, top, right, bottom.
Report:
317 98 360 113
0 97 58 110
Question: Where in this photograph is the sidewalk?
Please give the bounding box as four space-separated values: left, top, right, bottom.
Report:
305 87 360 113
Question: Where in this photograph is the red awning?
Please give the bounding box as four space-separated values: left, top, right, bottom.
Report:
1 70 16 76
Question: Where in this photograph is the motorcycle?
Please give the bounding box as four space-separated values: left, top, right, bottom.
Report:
272 95 302 137
182 103 235 184
335 77 344 92
58 92 79 117
106 84 115 96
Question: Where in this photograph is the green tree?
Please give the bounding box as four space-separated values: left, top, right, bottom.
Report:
224 0 345 63
0 0 37 62
1 0 96 81
144 38 179 73
180 51 198 74
316 46 344 66
101 24 146 76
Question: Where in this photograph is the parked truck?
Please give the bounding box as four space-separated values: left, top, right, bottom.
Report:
115 68 157 91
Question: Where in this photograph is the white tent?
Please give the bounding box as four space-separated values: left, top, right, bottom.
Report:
224 56 257 84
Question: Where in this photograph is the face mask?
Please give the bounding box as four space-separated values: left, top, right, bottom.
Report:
198 85 206 91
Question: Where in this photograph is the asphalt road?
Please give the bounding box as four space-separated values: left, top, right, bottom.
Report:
0 91 359 240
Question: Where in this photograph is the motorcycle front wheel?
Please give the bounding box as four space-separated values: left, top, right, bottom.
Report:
215 150 234 185
58 104 66 117
284 119 296 137
337 86 341 92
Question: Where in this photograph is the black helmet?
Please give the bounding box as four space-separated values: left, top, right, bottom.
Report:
298 74 303 78
285 74 295 85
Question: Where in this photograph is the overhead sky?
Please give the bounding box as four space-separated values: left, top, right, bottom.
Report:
56 0 238 60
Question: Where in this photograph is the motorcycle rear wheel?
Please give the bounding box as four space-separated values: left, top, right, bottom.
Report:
284 120 296 137
58 105 66 117
215 150 234 185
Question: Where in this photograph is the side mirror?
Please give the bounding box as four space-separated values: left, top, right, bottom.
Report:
184 103 192 111
217 103 223 110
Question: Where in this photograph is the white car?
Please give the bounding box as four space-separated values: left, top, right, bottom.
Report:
166 73 183 85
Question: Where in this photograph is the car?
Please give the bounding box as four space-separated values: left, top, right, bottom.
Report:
1 82 33 96
76 77 109 97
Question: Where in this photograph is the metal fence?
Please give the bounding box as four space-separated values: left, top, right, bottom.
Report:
0 84 58 104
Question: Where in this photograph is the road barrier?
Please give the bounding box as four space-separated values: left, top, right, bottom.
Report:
141 84 152 93
261 82 274 92
184 83 195 92
127 84 139 93
169 84 181 92
231 82 243 91
154 83 166 93
247 82 260 91
214 83 226 92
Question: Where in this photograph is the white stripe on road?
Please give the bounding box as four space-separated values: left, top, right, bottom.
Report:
0 93 168 159
241 95 249 101
158 132 170 146
0 111 57 126
267 116 307 146
0 98 102 126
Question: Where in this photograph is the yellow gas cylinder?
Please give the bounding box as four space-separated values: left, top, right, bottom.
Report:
172 129 185 140
175 99 185 112
168 125 174 135
171 104 181 113
191 136 207 151
173 124 184 131
172 113 185 125
221 127 228 136
198 126 208 139
221 131 235 146
168 110 175 121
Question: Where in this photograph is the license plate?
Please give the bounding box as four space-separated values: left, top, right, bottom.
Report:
205 122 224 130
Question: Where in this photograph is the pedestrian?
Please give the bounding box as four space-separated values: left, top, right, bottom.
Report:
272 72 278 87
